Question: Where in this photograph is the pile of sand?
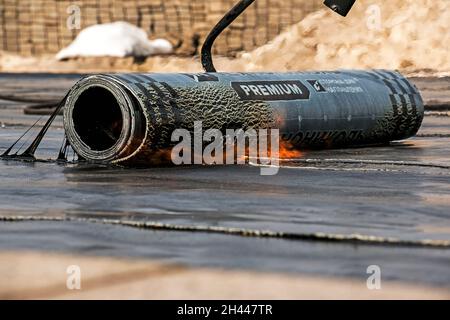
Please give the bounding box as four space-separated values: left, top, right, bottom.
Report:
227 0 450 73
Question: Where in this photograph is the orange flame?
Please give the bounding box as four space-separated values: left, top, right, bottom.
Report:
275 140 303 159
136 137 303 166
240 139 303 163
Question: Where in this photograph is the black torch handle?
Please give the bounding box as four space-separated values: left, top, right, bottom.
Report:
201 0 256 73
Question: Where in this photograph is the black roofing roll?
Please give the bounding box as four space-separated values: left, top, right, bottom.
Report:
63 70 424 165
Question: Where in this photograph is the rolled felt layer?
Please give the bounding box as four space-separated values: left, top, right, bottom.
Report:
63 70 424 164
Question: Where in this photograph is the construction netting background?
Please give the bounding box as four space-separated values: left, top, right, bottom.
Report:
0 0 448 75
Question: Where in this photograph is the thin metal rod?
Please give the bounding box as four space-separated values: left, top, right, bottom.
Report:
201 0 255 72
20 93 68 159
57 134 70 161
1 117 42 157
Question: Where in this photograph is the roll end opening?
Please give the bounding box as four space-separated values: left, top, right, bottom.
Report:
64 77 147 163
72 86 124 152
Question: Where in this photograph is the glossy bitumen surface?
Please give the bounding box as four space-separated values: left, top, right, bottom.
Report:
0 73 449 287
